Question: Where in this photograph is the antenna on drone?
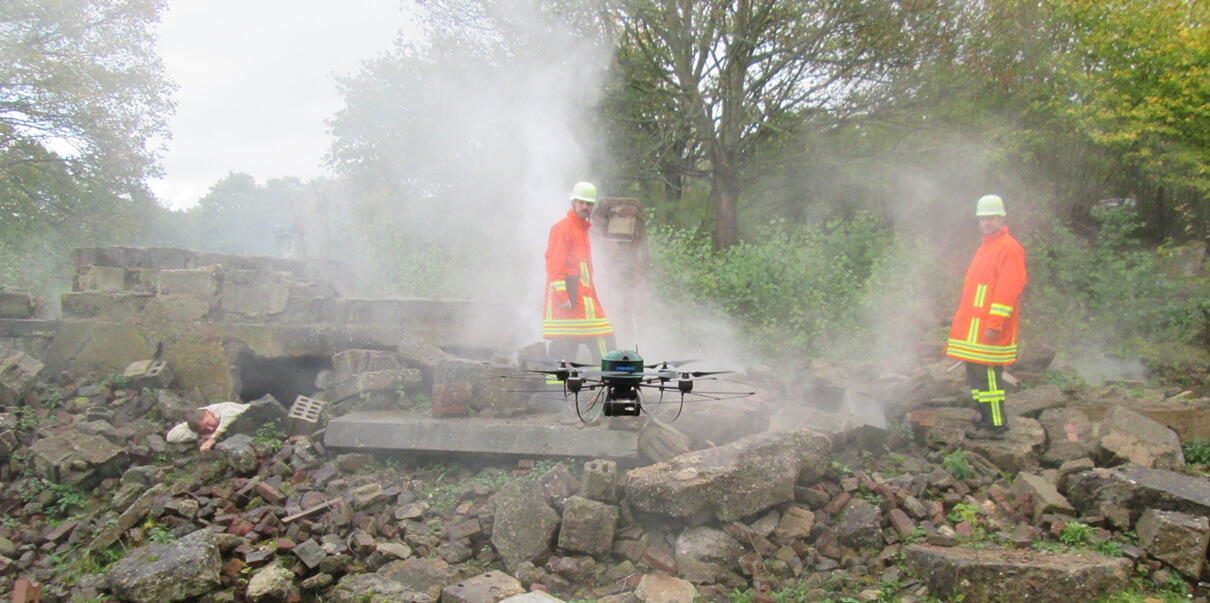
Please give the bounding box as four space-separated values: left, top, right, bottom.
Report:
632 312 639 353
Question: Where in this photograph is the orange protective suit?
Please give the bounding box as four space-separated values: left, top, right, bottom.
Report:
543 210 614 339
945 225 1027 365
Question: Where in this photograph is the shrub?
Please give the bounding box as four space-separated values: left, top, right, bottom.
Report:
942 449 973 480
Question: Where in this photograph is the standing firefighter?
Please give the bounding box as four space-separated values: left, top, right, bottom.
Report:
544 182 616 364
945 194 1028 440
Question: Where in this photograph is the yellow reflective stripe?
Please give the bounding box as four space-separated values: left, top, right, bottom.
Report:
580 262 590 286
966 317 980 343
974 284 987 308
949 339 1017 354
584 297 596 320
545 326 615 337
989 303 1013 317
989 399 1004 426
946 339 1018 363
543 318 615 337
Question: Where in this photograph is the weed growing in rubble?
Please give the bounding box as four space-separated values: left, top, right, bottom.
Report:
941 449 972 480
45 481 88 518
947 503 980 527
1059 521 1095 546
102 374 132 391
253 424 285 454
1182 438 1210 465
14 406 42 433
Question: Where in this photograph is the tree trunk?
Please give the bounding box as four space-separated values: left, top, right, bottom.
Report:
712 155 740 249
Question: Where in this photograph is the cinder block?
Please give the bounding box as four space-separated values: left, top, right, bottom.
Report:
122 359 174 389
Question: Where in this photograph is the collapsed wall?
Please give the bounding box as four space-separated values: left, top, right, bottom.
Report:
0 246 524 402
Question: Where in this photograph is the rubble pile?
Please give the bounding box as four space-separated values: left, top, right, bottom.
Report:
0 349 1207 603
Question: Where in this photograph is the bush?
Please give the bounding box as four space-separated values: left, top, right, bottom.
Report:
648 214 903 358
1021 206 1209 348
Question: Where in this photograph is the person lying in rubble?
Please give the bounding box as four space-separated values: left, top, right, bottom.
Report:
165 402 250 451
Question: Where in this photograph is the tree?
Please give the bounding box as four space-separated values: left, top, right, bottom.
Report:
600 0 966 247
0 0 175 218
1054 0 1210 239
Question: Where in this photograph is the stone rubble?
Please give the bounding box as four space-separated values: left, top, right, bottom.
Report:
0 253 1209 601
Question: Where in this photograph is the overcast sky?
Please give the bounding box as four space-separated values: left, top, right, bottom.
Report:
151 0 415 210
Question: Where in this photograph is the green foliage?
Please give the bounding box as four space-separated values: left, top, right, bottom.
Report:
1095 538 1124 557
648 215 906 358
947 502 980 527
143 519 174 545
1183 438 1210 465
45 481 88 519
104 374 132 391
252 423 286 454
942 449 973 481
0 0 174 301
1022 207 1209 347
1058 521 1095 547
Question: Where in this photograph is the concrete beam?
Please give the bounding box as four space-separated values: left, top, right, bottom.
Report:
325 412 639 460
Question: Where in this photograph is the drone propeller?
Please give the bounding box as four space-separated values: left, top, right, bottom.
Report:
522 357 595 369
643 359 701 370
681 370 731 378
644 368 733 381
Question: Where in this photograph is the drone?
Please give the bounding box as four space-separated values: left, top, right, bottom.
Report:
521 349 755 424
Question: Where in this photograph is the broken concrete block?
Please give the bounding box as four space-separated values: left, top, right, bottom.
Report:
292 539 326 570
29 430 127 487
834 497 883 550
1136 509 1210 579
1006 384 1068 417
75 265 128 292
122 359 174 389
1097 406 1185 470
245 563 298 603
489 479 560 572
351 484 387 510
625 429 832 524
1011 472 1076 523
331 349 402 383
0 291 35 319
227 395 288 438
215 433 258 475
59 291 154 320
440 570 524 603
774 505 816 542
322 369 421 405
1067 464 1210 524
558 496 618 556
218 270 290 318
637 420 693 464
903 543 1130 602
675 526 743 583
105 529 221 603
634 574 697 603
287 396 326 436
91 483 168 552
579 459 618 503
158 268 218 301
433 357 527 414
1039 408 1098 466
0 349 42 405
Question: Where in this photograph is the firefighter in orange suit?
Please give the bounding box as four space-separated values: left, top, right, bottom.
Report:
945 195 1028 440
544 182 616 364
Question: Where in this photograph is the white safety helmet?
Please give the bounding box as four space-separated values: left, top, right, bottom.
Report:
976 194 1007 217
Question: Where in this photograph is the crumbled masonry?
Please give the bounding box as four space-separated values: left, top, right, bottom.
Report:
0 246 1208 601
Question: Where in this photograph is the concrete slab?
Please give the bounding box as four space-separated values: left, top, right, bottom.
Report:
325 411 640 460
